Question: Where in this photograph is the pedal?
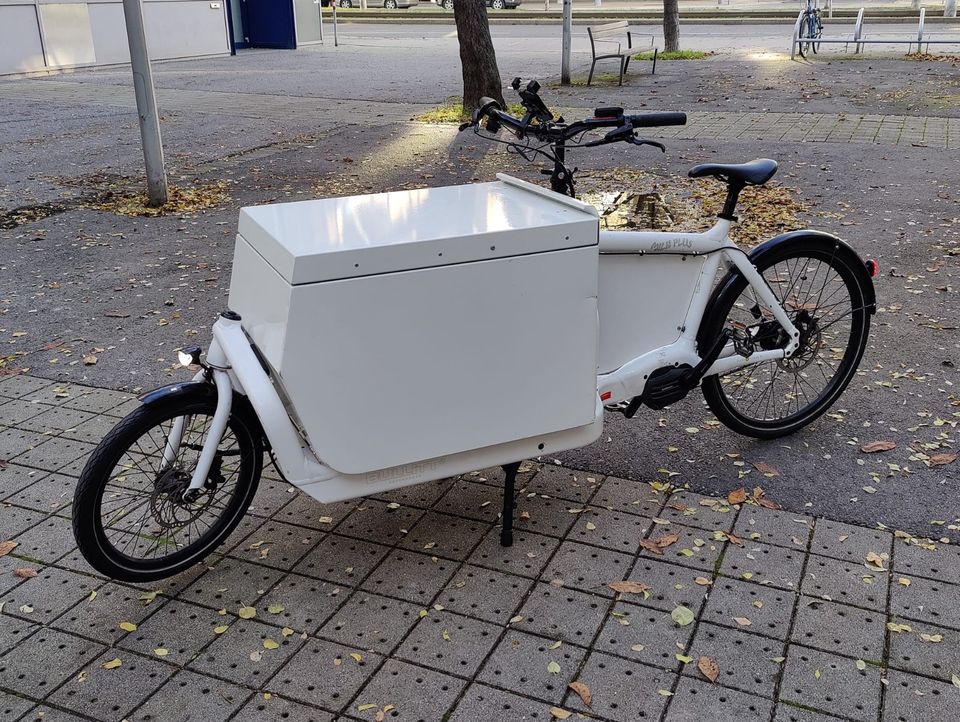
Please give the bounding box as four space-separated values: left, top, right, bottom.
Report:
604 401 630 413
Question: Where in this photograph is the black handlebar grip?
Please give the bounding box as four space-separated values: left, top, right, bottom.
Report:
629 112 687 128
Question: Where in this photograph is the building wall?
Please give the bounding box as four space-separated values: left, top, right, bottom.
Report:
0 0 231 75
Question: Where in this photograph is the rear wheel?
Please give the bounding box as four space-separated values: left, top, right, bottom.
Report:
700 241 871 439
72 394 262 581
385 0 398 7
491 0 506 8
442 0 453 9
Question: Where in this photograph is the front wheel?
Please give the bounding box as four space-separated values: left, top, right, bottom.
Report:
491 0 506 8
384 0 398 7
699 239 871 439
442 0 453 9
72 394 263 581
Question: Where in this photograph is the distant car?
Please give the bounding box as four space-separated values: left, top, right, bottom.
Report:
434 0 522 8
335 0 416 7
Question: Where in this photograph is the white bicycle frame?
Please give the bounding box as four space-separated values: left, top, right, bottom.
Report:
165 215 801 504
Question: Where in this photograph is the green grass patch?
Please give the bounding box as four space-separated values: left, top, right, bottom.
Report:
417 100 526 124
634 49 713 61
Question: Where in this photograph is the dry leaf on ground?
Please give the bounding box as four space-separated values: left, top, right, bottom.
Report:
727 488 748 505
928 453 956 466
607 581 651 595
752 462 779 477
861 440 896 453
568 681 592 706
698 656 720 682
13 568 38 579
0 541 17 557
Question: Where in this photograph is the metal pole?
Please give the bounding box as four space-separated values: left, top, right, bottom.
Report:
947 0 957 19
317 0 324 42
121 0 167 206
561 0 572 85
332 2 338 47
361 0 367 9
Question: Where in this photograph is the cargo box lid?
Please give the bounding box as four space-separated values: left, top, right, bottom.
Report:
237 174 598 285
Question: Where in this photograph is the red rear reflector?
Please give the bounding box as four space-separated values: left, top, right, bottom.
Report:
600 391 612 401
865 259 878 277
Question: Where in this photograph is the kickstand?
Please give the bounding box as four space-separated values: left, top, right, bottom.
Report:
499 461 522 547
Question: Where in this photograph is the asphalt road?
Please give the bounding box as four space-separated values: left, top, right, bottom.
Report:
1 26 957 541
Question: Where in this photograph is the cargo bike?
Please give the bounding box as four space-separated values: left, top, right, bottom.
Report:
73 80 877 581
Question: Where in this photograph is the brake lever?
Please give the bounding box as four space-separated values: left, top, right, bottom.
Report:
630 137 667 152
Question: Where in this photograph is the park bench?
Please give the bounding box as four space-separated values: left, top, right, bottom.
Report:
586 21 657 86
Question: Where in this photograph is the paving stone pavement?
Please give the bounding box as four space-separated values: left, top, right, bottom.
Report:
2 373 960 722
0 80 958 150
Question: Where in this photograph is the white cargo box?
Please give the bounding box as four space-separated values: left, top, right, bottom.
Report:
228 174 600 475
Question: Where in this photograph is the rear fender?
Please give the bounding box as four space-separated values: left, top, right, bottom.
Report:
698 230 877 353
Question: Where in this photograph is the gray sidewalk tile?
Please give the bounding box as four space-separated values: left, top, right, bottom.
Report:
434 564 533 624
58 413 120 444
260 573 345 633
684 621 785 697
9 437 95 475
48 649 175 719
733 506 814 550
791 597 886 661
448 682 554 722
63 388 132 415
478 630 587 704
220 514 268 554
118 599 224 665
890 574 960 630
589 475 665 517
779 646 882 722
336 500 426 545
0 692 34 722
0 429 49 460
52 582 161 645
543 541 633 598
272 493 357 530
10 513 75 562
882 669 960 722
637 522 726 573
659 491 738 532
522 465 602 503
0 505 46 539
719 539 806 590
594 602 695 672
702 577 797 640
568 506 651 554
0 398 49 426
801 554 888 612
433 481 502 524
621 557 712 615
267 638 381 712
514 582 608 646
892 541 960 585
371 477 453 509
129 669 247 722
181 558 285 611
352 659 465 721
293 534 391 587
467 527 558 579
0 464 48 499
360 550 456 605
235 694 333 722
0 376 52 399
0 565 100 624
228 520 322 571
664 677 773 722
512 494 580 538
397 511 489 561
773 705 847 722
394 610 499 678
188 617 303 688
320 592 420 654
4 473 76 514
566 650 675 722
16 407 96 435
887 620 960 682
0 615 37 657
811 519 893 564
246 477 298 518
0 627 104 699
15 384 85 408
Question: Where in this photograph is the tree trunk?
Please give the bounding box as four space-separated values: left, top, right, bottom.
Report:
453 0 506 112
663 0 680 53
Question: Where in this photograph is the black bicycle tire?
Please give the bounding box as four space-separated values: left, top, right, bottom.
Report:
700 241 871 439
72 395 262 581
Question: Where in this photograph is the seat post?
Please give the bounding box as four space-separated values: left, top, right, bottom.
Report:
719 180 745 221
